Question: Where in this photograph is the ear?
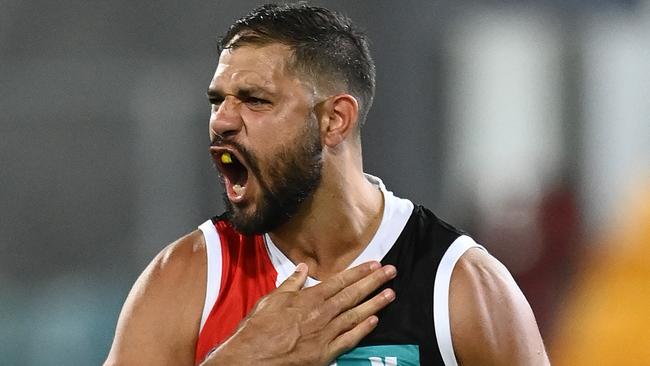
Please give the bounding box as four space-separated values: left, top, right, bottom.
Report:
318 94 359 147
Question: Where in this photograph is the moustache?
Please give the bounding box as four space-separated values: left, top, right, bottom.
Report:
210 134 262 179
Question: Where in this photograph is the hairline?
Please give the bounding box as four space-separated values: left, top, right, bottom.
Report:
227 35 347 94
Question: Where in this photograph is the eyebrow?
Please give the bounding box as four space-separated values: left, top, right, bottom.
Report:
206 88 223 100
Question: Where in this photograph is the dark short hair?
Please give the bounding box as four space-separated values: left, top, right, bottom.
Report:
219 2 376 127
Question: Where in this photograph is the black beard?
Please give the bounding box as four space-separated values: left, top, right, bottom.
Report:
219 120 323 235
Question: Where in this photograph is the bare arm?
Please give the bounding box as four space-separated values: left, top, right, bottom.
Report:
105 230 395 366
104 231 207 366
450 248 550 366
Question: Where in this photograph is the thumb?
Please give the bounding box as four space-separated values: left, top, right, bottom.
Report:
277 263 308 292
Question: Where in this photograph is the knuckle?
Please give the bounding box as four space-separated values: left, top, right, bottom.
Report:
333 288 358 309
338 335 356 351
342 310 361 326
305 307 322 323
333 275 348 290
372 268 389 283
300 286 315 298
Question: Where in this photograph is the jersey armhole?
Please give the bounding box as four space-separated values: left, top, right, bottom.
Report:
433 235 486 366
198 220 223 333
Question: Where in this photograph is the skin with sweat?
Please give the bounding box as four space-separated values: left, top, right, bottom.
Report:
104 42 550 366
208 43 384 280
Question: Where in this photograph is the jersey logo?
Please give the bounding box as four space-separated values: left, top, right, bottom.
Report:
330 345 420 366
368 357 397 366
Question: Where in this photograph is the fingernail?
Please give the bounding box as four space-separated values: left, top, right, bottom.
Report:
369 261 381 271
295 263 307 273
369 316 379 325
384 265 396 277
383 289 396 301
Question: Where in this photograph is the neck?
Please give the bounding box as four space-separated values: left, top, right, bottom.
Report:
268 159 384 281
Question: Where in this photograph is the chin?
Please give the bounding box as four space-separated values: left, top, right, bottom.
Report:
224 198 286 235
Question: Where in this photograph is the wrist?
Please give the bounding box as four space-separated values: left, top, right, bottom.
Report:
199 328 260 366
199 344 243 366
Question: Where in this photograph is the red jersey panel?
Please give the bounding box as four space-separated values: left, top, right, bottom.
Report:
194 219 278 365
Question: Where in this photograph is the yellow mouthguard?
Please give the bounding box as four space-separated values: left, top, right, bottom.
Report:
221 152 233 164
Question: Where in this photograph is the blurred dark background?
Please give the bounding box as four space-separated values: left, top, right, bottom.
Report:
1 1 649 364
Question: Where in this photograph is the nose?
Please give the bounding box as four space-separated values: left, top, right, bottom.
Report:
209 95 243 139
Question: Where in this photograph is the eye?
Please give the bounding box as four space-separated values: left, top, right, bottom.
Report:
243 97 272 111
244 97 270 106
209 97 224 108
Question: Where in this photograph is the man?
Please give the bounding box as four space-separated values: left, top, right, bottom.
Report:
105 3 549 366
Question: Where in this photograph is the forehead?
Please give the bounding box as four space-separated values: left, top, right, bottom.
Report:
211 43 305 93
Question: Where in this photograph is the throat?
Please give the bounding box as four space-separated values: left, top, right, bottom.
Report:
268 187 385 281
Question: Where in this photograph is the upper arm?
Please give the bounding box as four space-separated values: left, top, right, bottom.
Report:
104 231 207 366
449 248 549 366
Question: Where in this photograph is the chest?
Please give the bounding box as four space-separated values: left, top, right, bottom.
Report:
196 235 445 365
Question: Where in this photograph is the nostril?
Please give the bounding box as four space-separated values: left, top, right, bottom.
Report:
210 131 238 146
220 130 239 139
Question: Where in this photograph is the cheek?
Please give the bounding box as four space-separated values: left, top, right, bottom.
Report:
239 102 311 161
240 109 294 145
248 140 291 185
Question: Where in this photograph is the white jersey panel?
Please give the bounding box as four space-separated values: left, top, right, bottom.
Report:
198 220 223 333
433 235 485 366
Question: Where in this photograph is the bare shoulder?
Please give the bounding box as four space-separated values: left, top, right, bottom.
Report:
104 230 207 366
449 247 550 366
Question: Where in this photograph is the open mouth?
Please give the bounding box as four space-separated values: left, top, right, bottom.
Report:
211 147 250 202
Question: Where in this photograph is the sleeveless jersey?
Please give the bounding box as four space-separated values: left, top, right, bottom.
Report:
194 176 484 366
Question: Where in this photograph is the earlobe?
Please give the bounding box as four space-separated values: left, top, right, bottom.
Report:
322 94 358 147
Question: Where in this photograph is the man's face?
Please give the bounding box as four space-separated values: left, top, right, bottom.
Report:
207 43 323 235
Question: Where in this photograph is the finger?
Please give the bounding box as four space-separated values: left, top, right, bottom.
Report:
313 261 382 299
327 315 380 359
326 288 395 338
319 265 396 319
277 263 309 292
